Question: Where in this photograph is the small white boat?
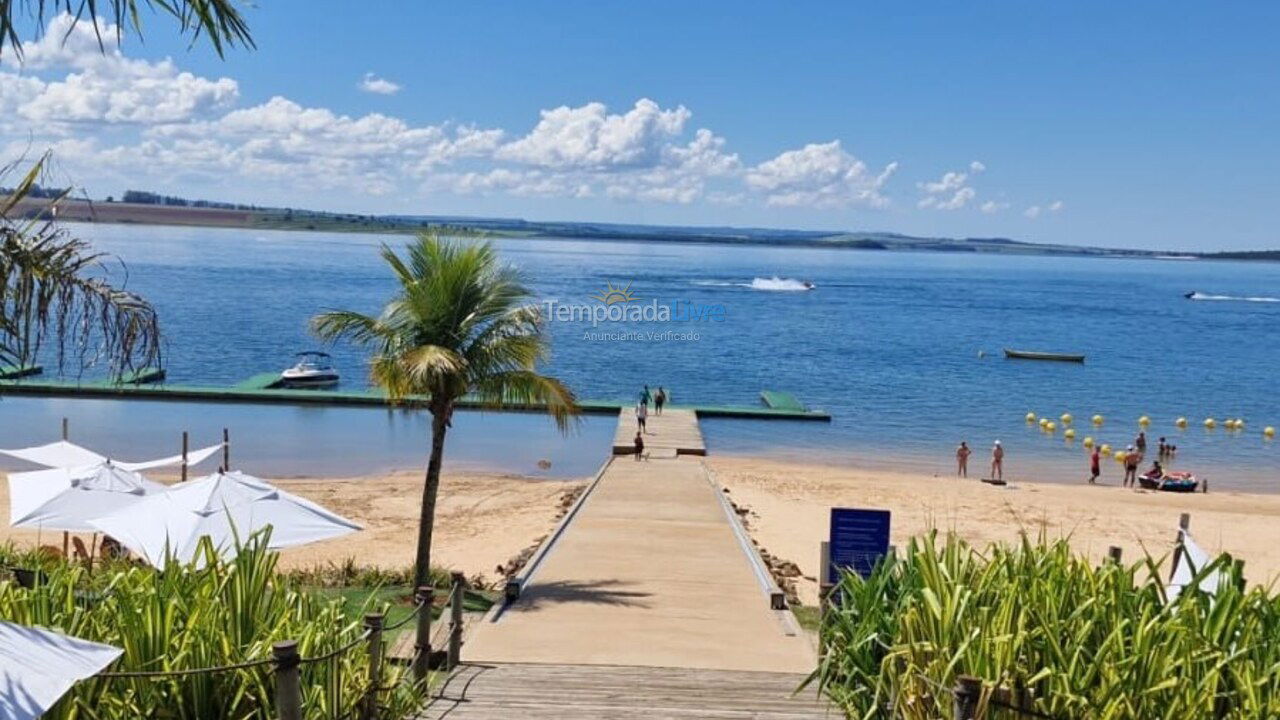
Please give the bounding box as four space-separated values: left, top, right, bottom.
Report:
280 351 339 388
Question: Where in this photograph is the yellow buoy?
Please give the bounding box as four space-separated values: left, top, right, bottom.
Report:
1265 426 1276 438
1204 418 1216 429
1236 419 1246 430
1064 428 1076 439
1100 443 1112 455
1025 412 1037 423
1092 414 1104 426
1083 436 1094 448
1060 413 1073 425
1175 417 1188 428
1138 415 1151 426
1046 421 1057 432
1225 418 1236 430
1114 450 1127 462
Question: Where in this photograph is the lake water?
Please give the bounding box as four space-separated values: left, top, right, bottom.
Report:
2 224 1278 489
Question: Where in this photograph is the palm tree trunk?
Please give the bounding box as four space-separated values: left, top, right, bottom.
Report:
414 404 450 589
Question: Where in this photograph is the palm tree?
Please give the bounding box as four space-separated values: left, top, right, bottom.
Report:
312 233 579 588
1 157 162 377
1 0 252 60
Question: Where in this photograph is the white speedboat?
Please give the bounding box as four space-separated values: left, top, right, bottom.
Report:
280 351 340 388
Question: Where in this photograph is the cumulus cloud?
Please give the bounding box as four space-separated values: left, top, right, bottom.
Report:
1 14 238 126
916 162 987 211
744 141 896 209
497 99 691 169
980 200 1009 214
359 73 401 95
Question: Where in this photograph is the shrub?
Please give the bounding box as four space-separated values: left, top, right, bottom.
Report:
814 533 1280 719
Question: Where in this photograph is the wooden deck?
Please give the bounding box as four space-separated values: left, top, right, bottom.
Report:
416 663 833 719
611 407 706 456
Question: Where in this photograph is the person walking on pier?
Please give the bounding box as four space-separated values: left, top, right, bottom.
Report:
636 401 648 433
654 387 667 415
633 430 645 461
639 385 652 408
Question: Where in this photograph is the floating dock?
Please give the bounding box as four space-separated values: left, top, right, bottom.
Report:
760 389 807 412
0 376 831 421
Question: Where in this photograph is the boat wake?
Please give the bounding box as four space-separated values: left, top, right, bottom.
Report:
693 277 814 291
1187 291 1280 303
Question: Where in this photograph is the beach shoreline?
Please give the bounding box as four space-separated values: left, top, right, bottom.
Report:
706 456 1280 606
5 455 1279 606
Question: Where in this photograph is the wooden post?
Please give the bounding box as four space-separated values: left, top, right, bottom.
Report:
953 675 982 720
412 585 433 682
61 417 68 440
448 572 465 670
1169 513 1191 582
818 541 833 660
1108 546 1123 564
361 613 384 720
222 428 230 471
181 431 189 483
272 640 302 720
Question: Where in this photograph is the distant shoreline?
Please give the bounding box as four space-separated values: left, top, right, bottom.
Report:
7 195 1274 261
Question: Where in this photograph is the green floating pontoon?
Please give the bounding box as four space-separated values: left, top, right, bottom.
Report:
760 390 807 412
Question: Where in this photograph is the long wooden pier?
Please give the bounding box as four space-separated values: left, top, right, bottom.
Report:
422 408 826 718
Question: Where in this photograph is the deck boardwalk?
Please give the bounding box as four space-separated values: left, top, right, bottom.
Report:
611 407 706 456
416 663 830 719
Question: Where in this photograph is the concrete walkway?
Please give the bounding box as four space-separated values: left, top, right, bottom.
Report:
464 455 813 673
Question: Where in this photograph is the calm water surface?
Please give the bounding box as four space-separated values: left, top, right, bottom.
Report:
2 224 1277 488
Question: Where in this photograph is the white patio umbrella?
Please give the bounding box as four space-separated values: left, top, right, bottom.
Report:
0 621 122 720
87 470 361 569
0 439 223 471
8 463 169 532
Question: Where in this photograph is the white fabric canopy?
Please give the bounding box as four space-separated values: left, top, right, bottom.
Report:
9 463 169 532
0 440 223 472
0 621 122 720
88 470 361 569
1167 529 1223 601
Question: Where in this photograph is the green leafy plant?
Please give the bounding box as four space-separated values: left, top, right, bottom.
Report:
0 534 428 719
814 533 1280 719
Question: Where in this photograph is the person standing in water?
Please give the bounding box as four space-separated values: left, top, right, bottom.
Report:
636 401 648 433
1123 445 1140 488
1135 431 1147 456
1088 445 1101 484
990 440 1004 480
956 441 971 477
654 387 667 416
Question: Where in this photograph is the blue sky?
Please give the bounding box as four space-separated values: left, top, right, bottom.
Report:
2 2 1277 250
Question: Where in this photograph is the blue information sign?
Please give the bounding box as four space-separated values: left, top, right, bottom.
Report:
829 508 891 580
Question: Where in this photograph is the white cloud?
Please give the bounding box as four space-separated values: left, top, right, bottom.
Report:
917 167 981 211
745 141 896 209
1024 200 1064 219
359 73 401 95
497 98 691 169
980 200 1009 214
1 14 238 126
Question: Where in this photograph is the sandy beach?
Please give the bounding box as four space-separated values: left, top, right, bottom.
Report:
7 456 1279 605
0 469 585 588
707 456 1280 606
